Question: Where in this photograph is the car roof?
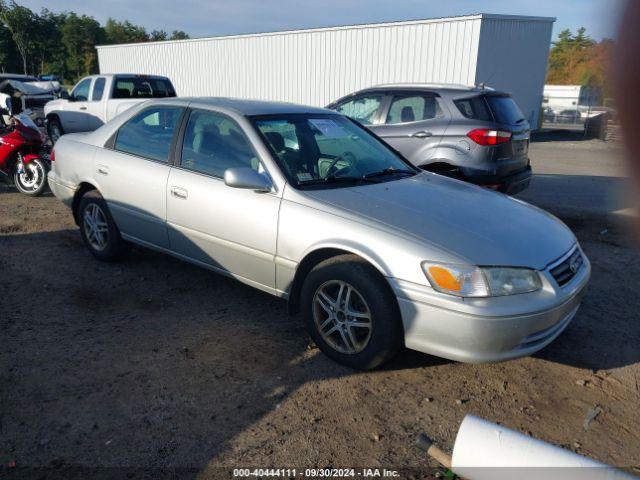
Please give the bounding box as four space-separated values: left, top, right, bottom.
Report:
334 83 507 100
79 73 172 81
165 97 334 116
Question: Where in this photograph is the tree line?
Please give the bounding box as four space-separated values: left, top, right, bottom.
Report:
546 27 613 95
0 0 189 83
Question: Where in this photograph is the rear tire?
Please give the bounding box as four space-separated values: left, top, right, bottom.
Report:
46 117 64 144
13 157 48 196
78 191 128 261
300 254 403 370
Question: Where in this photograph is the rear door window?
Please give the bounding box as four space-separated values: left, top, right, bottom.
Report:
454 96 492 121
112 77 176 99
485 95 526 124
385 95 443 124
114 106 184 162
334 95 383 125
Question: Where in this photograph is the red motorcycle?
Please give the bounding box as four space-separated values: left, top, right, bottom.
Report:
0 108 50 196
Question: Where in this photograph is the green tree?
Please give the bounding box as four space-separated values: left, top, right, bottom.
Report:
104 18 148 44
0 22 11 72
0 1 190 80
169 30 189 40
150 29 168 41
546 27 604 87
31 9 64 75
0 0 36 74
61 12 103 81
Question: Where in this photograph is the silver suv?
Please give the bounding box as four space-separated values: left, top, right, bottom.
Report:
327 84 532 194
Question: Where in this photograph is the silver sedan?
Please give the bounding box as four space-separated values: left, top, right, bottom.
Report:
48 97 590 369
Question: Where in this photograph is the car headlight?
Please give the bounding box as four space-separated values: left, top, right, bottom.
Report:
422 262 542 297
482 267 542 296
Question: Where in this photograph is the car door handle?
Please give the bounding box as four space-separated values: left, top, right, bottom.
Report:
97 165 109 175
171 186 188 199
80 106 87 111
412 131 433 138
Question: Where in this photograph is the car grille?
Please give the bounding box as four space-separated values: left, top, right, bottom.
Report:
550 248 583 286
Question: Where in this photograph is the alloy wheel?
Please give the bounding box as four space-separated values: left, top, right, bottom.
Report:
313 280 372 354
83 203 109 251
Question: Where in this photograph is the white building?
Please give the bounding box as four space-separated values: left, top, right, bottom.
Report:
543 85 603 111
97 13 555 126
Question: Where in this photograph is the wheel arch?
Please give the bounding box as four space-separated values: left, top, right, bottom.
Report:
421 160 459 172
45 112 61 125
286 245 393 315
72 182 99 225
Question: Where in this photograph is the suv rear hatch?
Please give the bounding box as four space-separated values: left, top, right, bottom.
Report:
455 93 530 177
484 94 530 176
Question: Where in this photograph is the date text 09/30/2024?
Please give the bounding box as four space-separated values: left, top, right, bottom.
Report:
233 468 401 477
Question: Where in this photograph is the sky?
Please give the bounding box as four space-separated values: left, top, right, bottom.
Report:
16 0 625 42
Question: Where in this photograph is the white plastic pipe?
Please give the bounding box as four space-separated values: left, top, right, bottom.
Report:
451 414 637 480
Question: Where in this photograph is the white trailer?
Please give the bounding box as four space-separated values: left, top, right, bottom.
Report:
97 13 554 127
543 84 603 111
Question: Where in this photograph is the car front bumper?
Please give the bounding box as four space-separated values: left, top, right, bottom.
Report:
389 253 590 363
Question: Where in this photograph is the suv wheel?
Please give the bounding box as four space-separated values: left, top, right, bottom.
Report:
78 191 128 261
300 255 403 370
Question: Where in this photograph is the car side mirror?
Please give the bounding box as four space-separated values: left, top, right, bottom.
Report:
59 90 69 100
67 94 76 102
224 167 272 192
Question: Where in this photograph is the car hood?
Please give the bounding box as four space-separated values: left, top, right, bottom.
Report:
301 173 575 270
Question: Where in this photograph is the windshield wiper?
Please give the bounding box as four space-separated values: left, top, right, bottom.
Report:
299 175 379 187
363 167 416 179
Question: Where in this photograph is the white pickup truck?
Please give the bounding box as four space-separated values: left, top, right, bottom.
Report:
44 74 176 143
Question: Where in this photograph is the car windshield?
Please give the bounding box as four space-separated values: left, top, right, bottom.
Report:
253 114 416 188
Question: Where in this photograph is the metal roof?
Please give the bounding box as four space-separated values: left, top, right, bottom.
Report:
96 13 556 49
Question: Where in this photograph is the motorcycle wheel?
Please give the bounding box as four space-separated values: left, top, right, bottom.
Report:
14 158 48 196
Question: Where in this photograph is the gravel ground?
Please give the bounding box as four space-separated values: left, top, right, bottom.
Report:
1 134 639 478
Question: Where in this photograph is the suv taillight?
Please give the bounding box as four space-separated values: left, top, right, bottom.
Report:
467 128 511 146
50 148 55 162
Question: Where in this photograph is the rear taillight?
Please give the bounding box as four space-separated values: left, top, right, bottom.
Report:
50 149 55 161
467 129 511 146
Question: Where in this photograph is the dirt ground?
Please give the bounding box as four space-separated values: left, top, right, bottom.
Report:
1 133 639 478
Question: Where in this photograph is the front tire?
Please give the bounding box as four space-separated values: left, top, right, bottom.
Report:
300 254 403 370
14 158 48 196
78 191 128 261
46 117 64 144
